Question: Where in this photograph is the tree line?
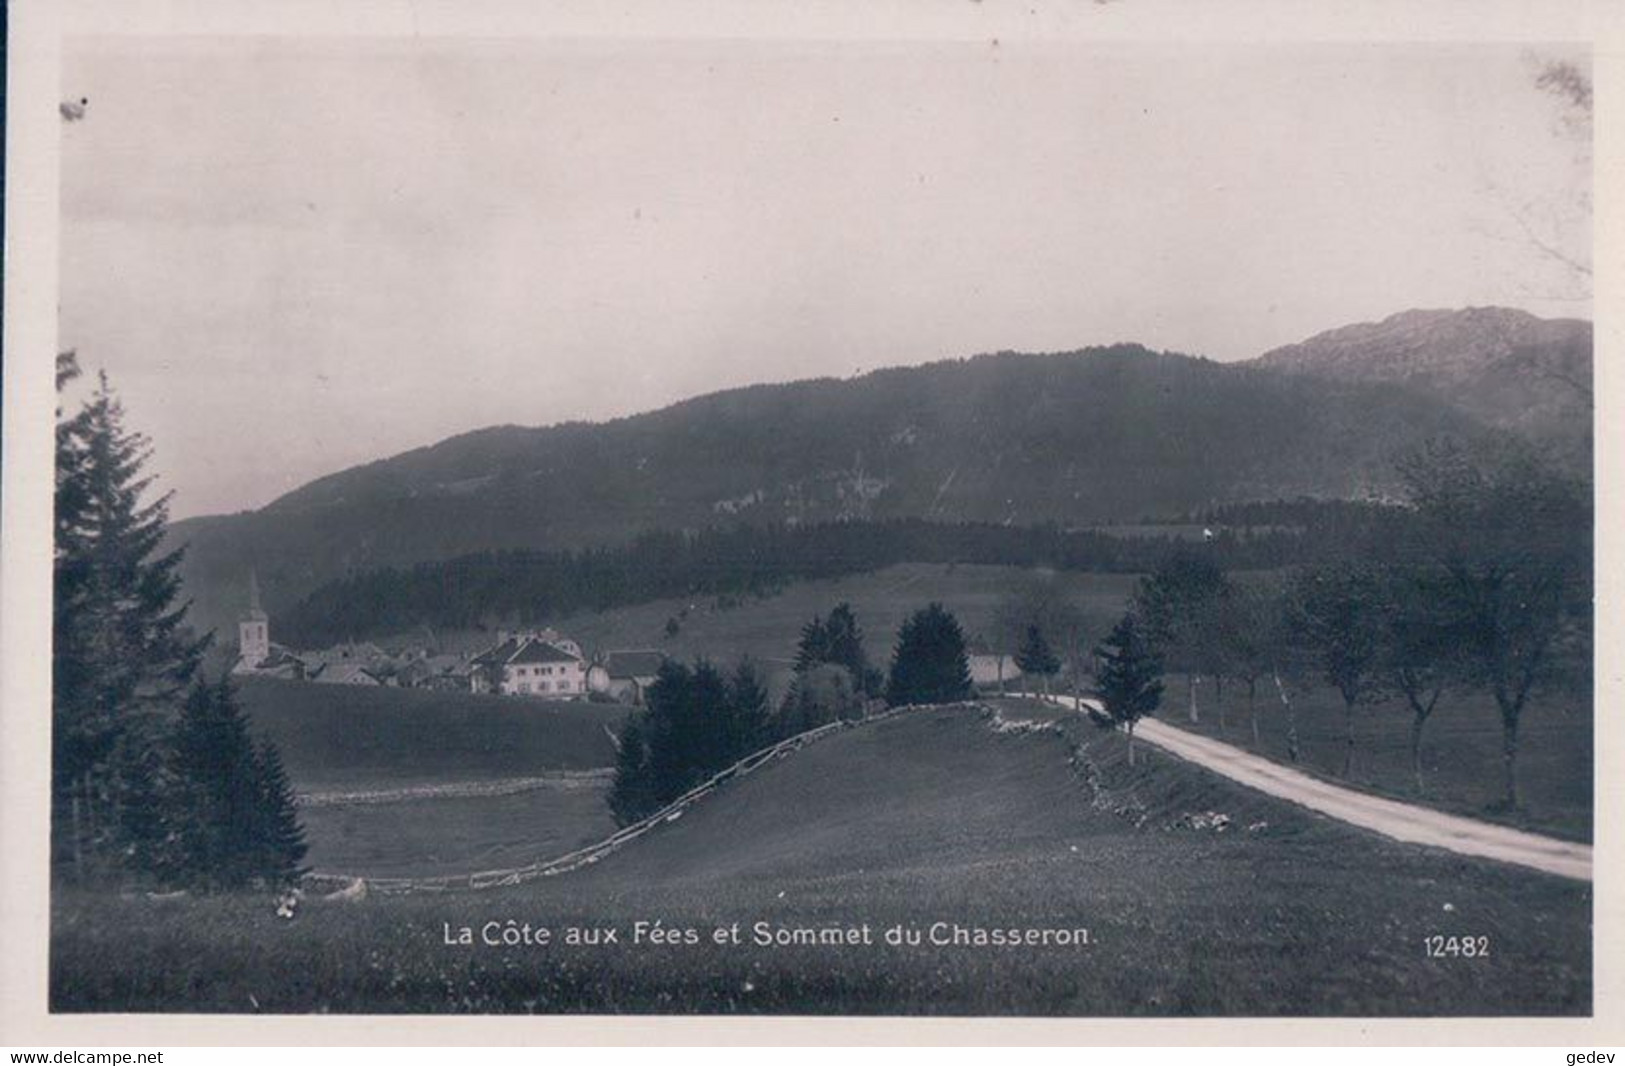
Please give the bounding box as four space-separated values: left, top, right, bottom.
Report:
608 600 978 824
278 503 1411 647
54 353 307 890
612 435 1587 821
1097 437 1591 808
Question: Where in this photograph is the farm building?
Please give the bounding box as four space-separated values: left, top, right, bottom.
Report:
306 641 390 669
310 662 384 686
396 653 474 691
471 635 588 698
586 650 667 704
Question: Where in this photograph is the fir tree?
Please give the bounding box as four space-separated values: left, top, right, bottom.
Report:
1015 624 1061 696
793 616 832 674
726 658 772 754
1094 613 1164 766
885 603 973 707
251 739 310 887
169 678 266 888
791 603 878 698
53 360 207 879
608 716 658 826
824 603 875 694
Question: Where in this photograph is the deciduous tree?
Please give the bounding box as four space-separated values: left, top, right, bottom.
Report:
1397 438 1590 809
1288 563 1387 778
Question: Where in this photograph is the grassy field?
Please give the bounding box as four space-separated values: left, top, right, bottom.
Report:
237 678 626 878
52 703 1589 1015
432 563 1139 670
296 780 617 879
1152 674 1593 841
238 677 625 790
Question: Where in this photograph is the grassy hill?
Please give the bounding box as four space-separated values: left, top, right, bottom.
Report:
168 342 1496 636
54 703 1590 1014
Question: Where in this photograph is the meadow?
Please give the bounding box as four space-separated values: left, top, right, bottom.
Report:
51 704 1590 1015
238 677 624 789
1155 674 1593 841
435 562 1139 670
237 678 625 878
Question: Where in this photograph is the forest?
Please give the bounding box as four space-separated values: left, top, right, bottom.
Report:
277 501 1411 646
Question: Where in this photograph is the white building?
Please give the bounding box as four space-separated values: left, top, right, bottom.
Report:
236 571 270 669
471 635 588 698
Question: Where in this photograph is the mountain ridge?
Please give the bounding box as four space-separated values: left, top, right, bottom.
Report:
168 310 1588 637
1251 306 1592 450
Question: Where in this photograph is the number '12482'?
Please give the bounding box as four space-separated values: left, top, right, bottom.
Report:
1425 934 1490 958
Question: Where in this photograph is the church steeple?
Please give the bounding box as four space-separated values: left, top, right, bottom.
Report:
238 568 270 668
247 568 266 619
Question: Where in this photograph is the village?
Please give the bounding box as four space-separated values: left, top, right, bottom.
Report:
228 573 673 703
228 571 1029 705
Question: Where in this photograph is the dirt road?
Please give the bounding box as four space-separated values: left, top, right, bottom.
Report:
1046 696 1592 881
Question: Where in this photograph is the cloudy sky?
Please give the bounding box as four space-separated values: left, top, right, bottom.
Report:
60 35 1590 518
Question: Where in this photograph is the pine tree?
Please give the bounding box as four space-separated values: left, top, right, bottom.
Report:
608 716 658 826
53 360 207 879
1015 624 1061 696
1095 613 1164 766
169 678 266 888
251 739 310 887
726 658 772 755
885 603 974 707
823 603 874 694
790 602 878 700
793 616 832 674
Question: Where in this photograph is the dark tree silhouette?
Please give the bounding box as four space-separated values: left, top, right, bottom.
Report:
1375 567 1466 794
250 738 310 887
1288 563 1388 779
53 356 207 879
792 602 878 697
1397 438 1590 809
885 603 973 707
608 658 776 826
1133 553 1233 724
1217 580 1292 750
170 677 307 889
727 658 773 751
1014 624 1061 696
1094 614 1164 766
793 615 832 674
608 716 658 826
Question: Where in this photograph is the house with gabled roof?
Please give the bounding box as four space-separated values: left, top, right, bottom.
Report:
586 650 667 705
470 635 588 698
310 661 384 686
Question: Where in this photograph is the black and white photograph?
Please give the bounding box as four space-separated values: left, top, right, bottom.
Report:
3 0 1615 1037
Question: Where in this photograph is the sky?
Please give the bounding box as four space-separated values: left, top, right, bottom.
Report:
59 35 1592 518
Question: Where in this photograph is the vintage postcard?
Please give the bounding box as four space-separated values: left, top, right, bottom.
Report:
2 0 1619 1046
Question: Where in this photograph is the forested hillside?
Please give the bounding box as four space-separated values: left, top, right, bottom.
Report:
171 343 1492 634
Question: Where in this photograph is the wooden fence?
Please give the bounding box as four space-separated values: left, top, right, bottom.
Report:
303 704 922 897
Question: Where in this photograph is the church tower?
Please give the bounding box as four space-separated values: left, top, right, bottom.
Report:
239 569 270 668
